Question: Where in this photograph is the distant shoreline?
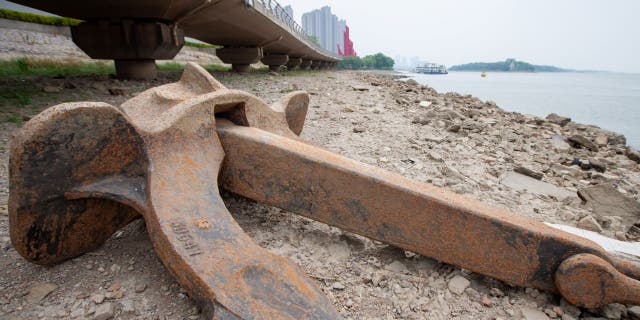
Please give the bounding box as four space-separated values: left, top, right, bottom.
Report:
449 59 567 73
400 70 637 75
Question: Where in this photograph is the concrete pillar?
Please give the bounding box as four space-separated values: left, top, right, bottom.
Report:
285 57 302 70
261 53 289 72
311 60 323 70
300 59 312 70
71 20 184 80
216 47 263 74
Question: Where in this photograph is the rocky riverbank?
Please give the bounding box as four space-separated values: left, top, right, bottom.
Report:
1 69 639 320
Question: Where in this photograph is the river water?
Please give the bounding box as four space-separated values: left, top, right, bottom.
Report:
407 71 640 149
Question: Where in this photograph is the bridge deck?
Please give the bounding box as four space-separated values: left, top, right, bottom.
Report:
11 0 340 62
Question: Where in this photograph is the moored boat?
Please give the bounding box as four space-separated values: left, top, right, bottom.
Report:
414 63 448 74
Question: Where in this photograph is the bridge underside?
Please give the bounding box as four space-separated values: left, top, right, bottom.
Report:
12 0 340 78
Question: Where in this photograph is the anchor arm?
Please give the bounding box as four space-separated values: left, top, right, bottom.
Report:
216 120 640 308
140 103 339 319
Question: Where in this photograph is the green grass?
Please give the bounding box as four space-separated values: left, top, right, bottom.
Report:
184 41 221 49
0 85 36 127
0 58 115 77
0 8 81 26
5 113 23 126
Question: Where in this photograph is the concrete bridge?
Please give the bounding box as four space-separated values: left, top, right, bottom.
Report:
11 0 341 78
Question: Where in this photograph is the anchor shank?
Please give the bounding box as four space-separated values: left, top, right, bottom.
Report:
217 121 635 296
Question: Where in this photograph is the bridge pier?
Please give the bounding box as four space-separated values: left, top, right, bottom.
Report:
261 53 289 72
285 57 302 71
71 20 184 80
300 59 312 70
311 60 323 70
216 47 263 74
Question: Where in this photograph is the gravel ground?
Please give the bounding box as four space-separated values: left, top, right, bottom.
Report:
1 68 639 320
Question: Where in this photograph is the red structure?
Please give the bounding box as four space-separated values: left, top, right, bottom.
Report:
338 25 356 57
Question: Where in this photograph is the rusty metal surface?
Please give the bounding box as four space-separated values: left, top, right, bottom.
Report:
10 63 337 319
9 63 640 318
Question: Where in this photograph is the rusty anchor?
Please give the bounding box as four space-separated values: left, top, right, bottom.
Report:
9 63 640 319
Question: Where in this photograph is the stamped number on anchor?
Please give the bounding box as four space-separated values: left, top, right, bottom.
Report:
170 220 204 256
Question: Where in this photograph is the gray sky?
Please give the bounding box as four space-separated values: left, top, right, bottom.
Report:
283 0 640 72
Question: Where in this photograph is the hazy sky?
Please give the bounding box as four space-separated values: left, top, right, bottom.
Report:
283 0 640 72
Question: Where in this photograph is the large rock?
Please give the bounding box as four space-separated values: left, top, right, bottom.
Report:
577 184 640 226
608 133 627 146
546 113 571 126
628 148 640 163
568 135 599 152
594 134 608 147
501 172 576 200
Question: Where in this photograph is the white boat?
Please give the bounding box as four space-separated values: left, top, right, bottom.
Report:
414 63 448 75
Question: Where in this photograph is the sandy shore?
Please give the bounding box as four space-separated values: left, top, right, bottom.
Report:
1 69 639 320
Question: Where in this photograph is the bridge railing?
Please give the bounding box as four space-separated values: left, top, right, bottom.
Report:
247 0 340 60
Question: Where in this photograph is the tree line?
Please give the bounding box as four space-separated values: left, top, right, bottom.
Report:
449 59 566 72
337 53 394 70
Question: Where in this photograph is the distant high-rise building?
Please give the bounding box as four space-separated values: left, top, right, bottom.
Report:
301 6 355 56
283 5 294 19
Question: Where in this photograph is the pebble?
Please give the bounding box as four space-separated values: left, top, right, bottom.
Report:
331 282 346 290
120 298 136 313
93 302 114 320
628 306 640 320
515 166 544 180
560 299 581 317
412 116 429 125
552 306 564 316
577 215 603 232
521 306 551 320
601 303 626 319
107 283 121 292
108 87 129 96
25 283 57 305
352 85 369 92
1 236 11 250
489 287 505 297
134 283 147 293
353 126 366 133
43 85 63 93
91 293 105 304
447 124 461 133
419 101 432 108
447 275 470 295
